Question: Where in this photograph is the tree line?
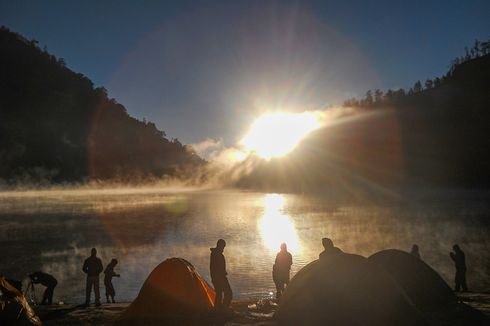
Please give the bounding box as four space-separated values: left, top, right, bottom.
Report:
343 36 490 108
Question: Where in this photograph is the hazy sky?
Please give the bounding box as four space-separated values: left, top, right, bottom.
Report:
1 0 489 145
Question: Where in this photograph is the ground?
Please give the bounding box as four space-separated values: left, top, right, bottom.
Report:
33 293 490 325
34 301 276 325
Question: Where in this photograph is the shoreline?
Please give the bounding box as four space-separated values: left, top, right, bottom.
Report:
32 292 490 325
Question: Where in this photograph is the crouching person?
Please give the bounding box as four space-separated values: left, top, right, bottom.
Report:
29 271 57 305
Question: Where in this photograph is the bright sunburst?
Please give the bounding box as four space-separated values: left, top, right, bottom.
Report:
240 112 322 159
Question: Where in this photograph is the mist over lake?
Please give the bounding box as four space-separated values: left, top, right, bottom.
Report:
1 188 489 304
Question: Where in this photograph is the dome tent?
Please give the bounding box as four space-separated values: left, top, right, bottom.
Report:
0 276 42 326
119 258 215 325
369 249 489 325
368 249 456 310
274 253 426 326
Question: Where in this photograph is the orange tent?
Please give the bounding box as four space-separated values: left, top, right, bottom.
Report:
120 258 215 325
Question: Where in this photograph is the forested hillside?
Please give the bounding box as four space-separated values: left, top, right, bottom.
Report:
0 27 203 184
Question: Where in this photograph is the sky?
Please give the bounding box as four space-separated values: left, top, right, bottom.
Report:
1 0 489 145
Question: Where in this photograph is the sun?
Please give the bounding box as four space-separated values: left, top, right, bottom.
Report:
240 112 322 159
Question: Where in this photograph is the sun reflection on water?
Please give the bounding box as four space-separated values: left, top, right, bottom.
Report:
258 194 301 254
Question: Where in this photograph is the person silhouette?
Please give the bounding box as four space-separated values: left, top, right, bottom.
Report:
210 239 232 310
273 243 292 301
410 244 421 259
104 259 120 303
82 248 103 306
450 244 468 292
29 272 57 305
319 238 343 261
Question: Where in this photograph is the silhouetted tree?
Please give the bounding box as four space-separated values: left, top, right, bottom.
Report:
363 90 373 106
424 79 433 90
374 89 383 104
433 77 441 87
413 80 422 93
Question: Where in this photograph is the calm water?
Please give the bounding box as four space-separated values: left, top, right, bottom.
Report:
0 188 489 303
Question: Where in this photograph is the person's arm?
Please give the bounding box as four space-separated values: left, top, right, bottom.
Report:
97 259 103 274
450 252 455 261
223 256 227 276
82 260 88 274
288 253 293 267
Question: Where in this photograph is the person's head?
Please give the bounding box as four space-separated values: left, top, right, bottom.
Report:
91 248 97 257
216 239 226 251
322 238 333 250
111 258 118 266
280 243 287 252
412 244 419 252
453 244 460 252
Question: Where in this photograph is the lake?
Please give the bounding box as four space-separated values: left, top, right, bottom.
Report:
0 188 489 303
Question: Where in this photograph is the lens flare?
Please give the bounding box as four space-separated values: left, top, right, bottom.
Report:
240 112 322 159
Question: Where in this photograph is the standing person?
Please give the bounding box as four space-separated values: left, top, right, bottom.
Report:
272 243 292 301
410 244 421 259
104 259 120 303
319 238 343 261
82 248 103 306
210 239 232 310
29 272 57 305
450 244 468 292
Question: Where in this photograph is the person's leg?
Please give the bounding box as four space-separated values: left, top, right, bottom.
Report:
275 281 281 300
85 277 92 304
94 277 101 305
279 282 285 300
42 287 48 304
110 282 116 303
462 270 468 291
213 281 223 308
50 282 57 305
223 277 233 308
455 270 461 291
45 286 54 305
105 280 110 303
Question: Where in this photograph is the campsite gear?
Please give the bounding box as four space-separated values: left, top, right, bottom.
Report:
120 258 215 325
0 276 42 325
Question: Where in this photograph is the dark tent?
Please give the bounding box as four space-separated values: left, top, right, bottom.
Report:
368 249 456 309
274 253 426 326
119 258 215 325
369 249 489 325
0 276 42 326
